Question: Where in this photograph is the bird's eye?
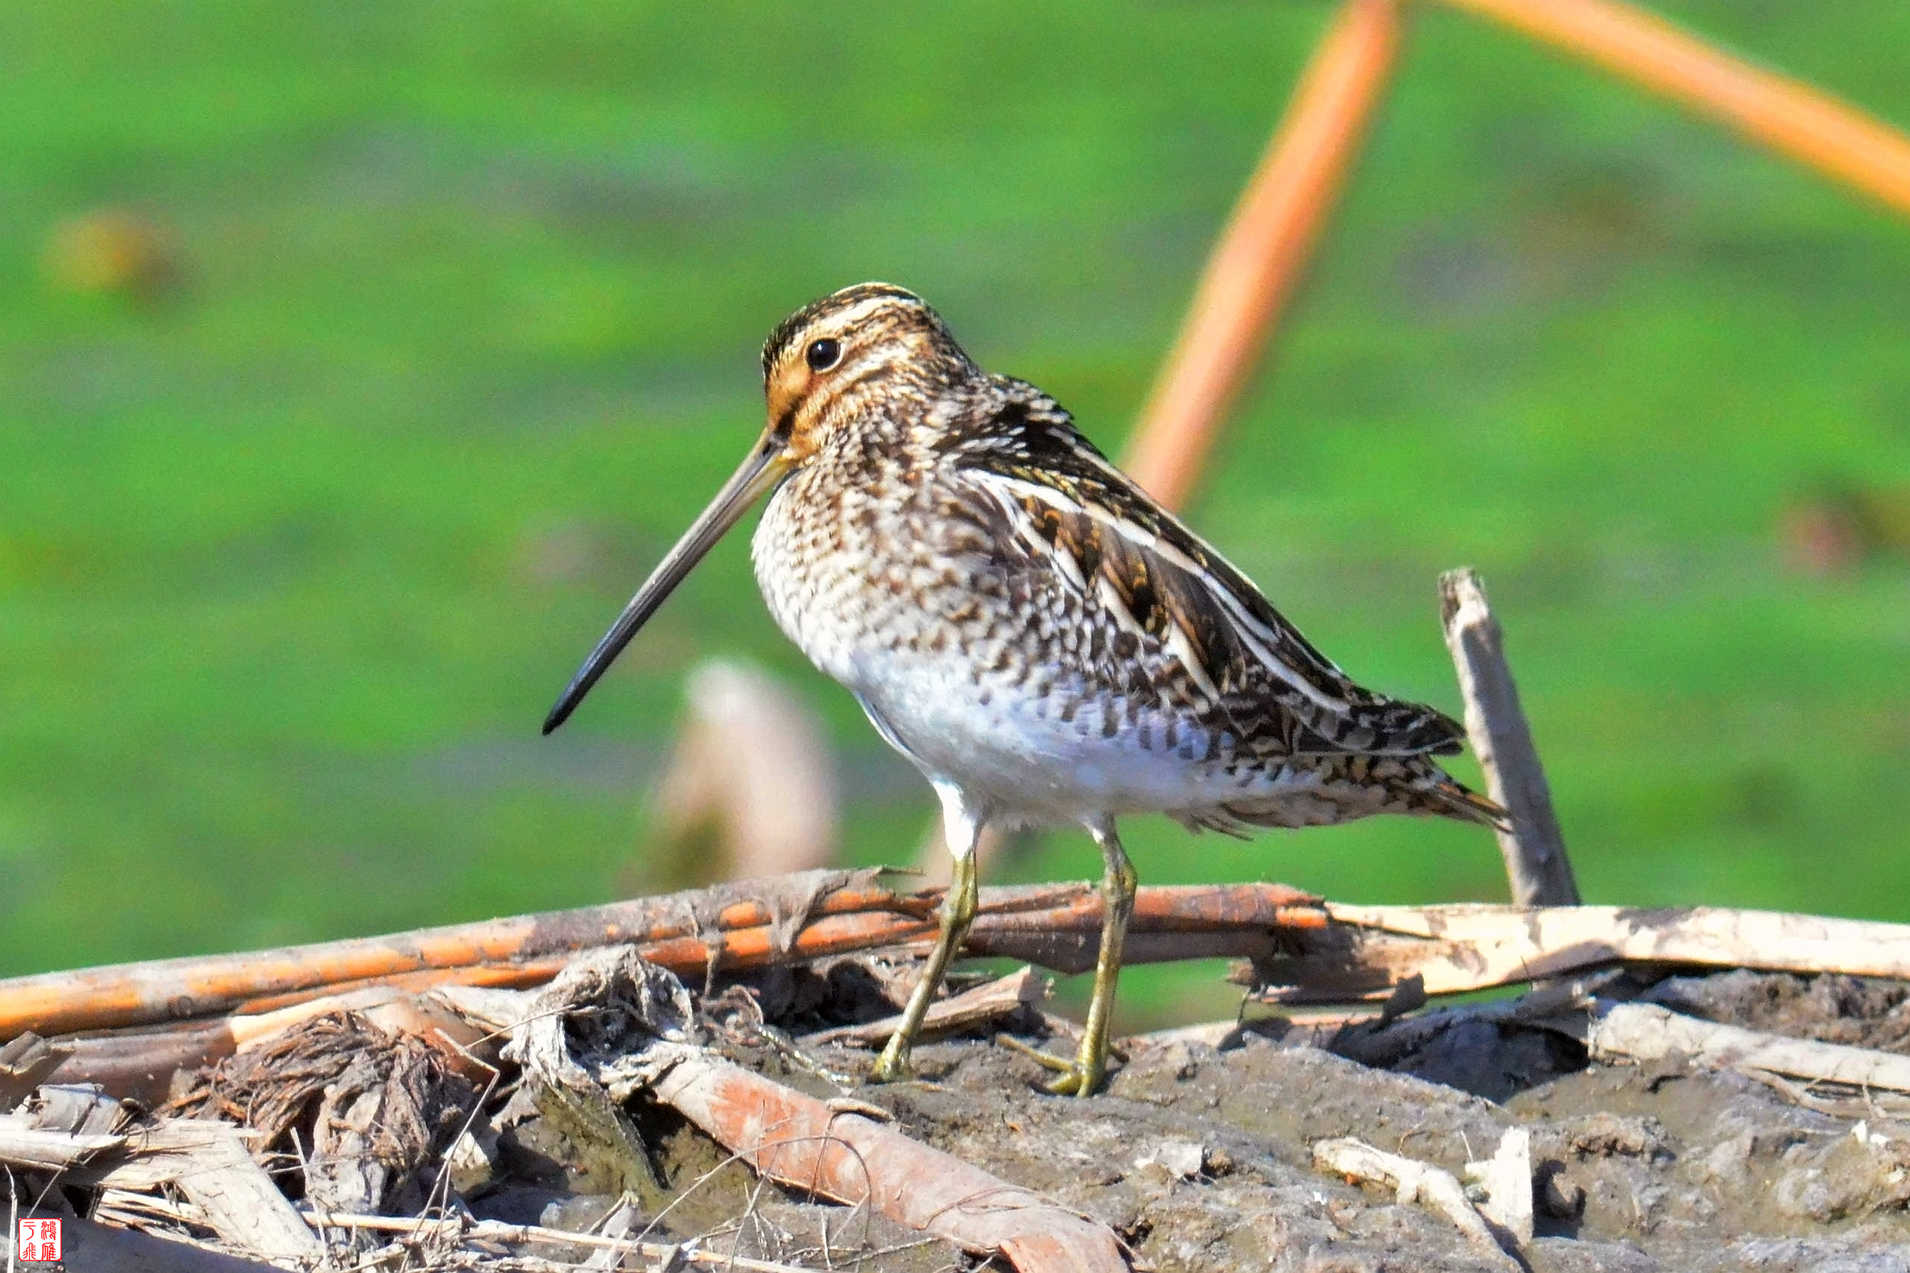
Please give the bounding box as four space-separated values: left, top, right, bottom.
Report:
805 338 842 372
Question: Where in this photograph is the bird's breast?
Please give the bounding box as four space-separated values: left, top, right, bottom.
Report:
750 463 999 687
750 471 1262 818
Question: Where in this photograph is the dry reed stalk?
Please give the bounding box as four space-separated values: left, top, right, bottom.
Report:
1123 0 1403 508
1441 0 1910 217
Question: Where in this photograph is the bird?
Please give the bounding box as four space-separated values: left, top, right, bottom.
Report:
542 282 1504 1096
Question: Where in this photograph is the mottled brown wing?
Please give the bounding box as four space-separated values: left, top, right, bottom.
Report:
950 383 1464 757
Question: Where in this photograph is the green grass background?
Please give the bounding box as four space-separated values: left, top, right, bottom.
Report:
4 3 1907 1024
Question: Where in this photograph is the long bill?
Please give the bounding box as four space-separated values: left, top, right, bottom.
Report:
541 434 792 734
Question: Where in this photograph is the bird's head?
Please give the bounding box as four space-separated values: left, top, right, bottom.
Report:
542 283 964 733
758 282 970 463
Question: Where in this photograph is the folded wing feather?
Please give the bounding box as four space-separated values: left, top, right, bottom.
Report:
951 385 1464 759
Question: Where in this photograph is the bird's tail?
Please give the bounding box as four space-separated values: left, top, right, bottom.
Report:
1412 771 1510 832
1175 755 1510 834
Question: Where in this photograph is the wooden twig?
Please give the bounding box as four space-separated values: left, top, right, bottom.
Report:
1438 0 1910 219
1438 568 1578 906
1123 0 1403 510
647 1044 1127 1273
1567 1001 1910 1093
958 881 1322 972
0 1122 124 1171
1247 901 1910 1002
1313 1136 1521 1271
803 965 1047 1047
142 1124 323 1266
0 1034 64 1113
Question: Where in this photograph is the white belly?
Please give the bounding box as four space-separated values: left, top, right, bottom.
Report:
846 654 1254 825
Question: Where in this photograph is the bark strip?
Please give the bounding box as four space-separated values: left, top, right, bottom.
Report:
650 1044 1128 1272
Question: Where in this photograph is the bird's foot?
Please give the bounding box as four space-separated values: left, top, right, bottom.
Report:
1040 1060 1103 1098
996 1033 1108 1097
868 1036 913 1085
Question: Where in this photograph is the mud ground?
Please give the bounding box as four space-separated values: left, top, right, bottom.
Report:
482 967 1910 1271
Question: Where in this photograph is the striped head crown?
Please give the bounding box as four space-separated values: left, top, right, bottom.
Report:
759 282 973 459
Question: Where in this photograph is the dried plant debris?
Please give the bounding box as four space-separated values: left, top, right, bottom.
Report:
499 946 694 1199
17 943 1910 1270
170 1009 483 1222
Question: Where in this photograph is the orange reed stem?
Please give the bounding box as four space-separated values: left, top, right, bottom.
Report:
1441 0 1910 218
1 880 1323 1039
1122 0 1403 511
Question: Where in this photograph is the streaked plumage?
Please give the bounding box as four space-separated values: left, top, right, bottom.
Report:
545 282 1501 1095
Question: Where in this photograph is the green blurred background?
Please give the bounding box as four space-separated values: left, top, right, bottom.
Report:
5 3 1907 1025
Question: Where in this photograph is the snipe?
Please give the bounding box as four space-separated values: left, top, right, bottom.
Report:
544 283 1501 1095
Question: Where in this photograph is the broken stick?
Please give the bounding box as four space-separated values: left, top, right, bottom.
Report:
803 965 1048 1047
0 868 912 1037
5 1117 323 1264
1573 1001 1910 1094
1244 900 1910 1003
1439 567 1579 906
1314 1136 1522 1271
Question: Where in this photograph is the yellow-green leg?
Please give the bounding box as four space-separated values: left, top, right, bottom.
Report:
871 784 983 1083
1008 817 1135 1097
